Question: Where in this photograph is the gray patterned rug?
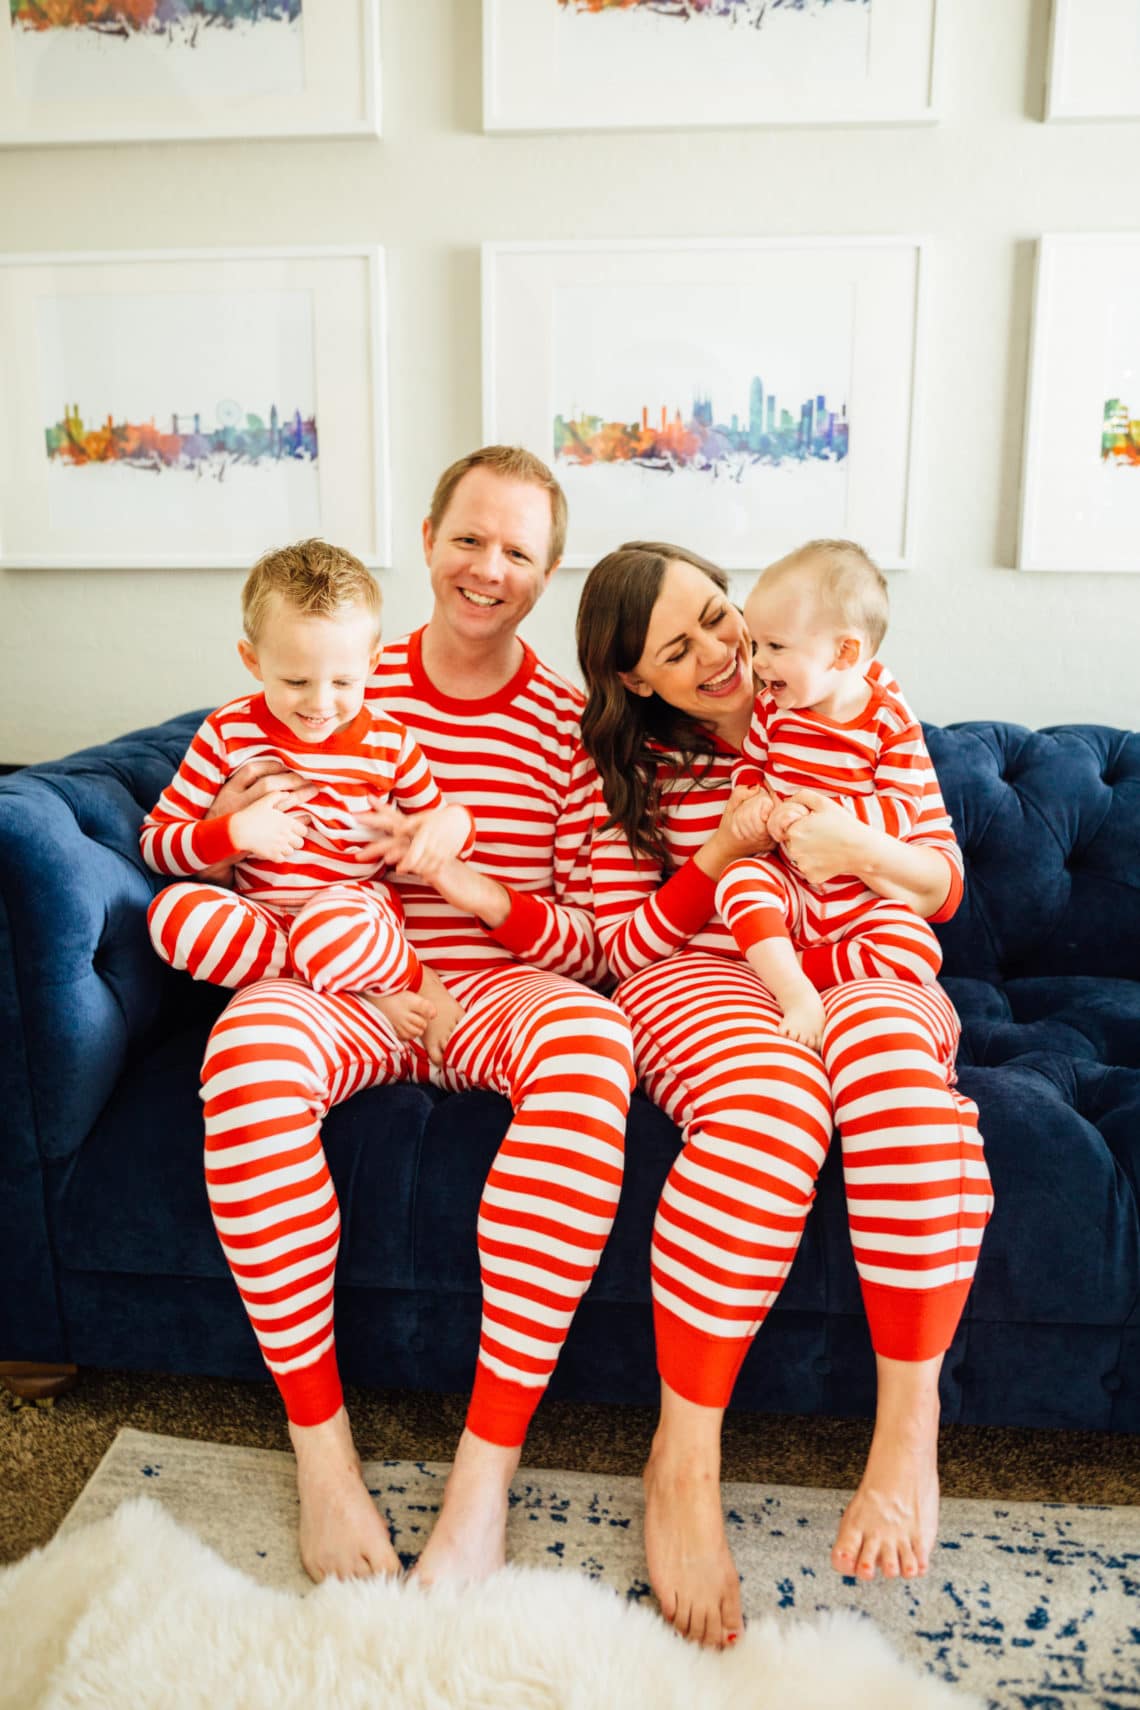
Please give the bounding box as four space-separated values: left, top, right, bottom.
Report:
60 1428 1140 1708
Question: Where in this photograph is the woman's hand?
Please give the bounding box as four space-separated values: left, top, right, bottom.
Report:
694 785 777 881
778 788 868 886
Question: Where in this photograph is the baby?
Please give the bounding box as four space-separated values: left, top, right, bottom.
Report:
714 539 948 1048
141 538 473 1045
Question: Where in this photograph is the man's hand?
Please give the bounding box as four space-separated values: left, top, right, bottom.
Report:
387 804 472 881
200 759 317 883
230 792 307 862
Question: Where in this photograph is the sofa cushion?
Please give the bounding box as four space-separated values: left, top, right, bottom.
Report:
946 975 1140 1070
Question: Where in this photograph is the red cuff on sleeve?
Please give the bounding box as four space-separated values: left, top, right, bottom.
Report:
928 853 965 924
656 856 718 937
191 813 243 868
488 887 550 955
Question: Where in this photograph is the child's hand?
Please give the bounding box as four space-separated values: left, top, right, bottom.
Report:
390 804 472 880
230 792 306 862
726 787 775 846
766 799 810 843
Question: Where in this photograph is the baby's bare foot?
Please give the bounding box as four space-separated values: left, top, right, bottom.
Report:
369 989 436 1042
777 986 826 1049
643 1443 743 1649
289 1409 400 1582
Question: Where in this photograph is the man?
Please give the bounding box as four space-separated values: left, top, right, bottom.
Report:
200 447 633 1585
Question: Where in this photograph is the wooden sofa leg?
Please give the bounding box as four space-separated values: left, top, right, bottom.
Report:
0 1362 79 1406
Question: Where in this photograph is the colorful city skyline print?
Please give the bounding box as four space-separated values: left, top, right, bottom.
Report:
549 280 853 560
36 285 322 549
1102 397 1140 467
556 0 867 23
9 0 301 39
44 401 317 476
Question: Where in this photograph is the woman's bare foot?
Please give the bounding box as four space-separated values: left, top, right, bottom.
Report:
369 989 436 1042
643 1383 743 1649
831 1353 942 1582
412 1427 520 1586
289 1408 401 1582
415 965 466 1065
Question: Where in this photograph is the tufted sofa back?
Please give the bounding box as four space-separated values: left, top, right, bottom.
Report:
927 723 1140 984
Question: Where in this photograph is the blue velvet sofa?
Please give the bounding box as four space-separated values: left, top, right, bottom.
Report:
2 715 1138 1430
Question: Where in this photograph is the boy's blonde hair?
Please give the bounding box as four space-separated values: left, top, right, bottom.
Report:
755 538 889 654
428 445 568 569
241 539 381 644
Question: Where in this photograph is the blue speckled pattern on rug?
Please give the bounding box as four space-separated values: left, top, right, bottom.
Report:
63 1429 1140 1709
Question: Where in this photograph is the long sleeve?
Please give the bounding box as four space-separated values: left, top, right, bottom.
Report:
488 741 609 986
139 713 241 876
732 697 769 792
589 785 720 985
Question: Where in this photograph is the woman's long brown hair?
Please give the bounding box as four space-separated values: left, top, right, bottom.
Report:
576 541 733 869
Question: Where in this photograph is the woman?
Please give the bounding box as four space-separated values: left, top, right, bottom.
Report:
576 542 992 1650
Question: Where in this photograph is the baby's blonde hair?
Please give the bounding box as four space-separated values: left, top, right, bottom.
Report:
241 539 381 644
753 538 889 654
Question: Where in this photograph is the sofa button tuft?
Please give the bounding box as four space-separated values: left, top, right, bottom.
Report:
812 1356 832 1376
1101 1371 1123 1395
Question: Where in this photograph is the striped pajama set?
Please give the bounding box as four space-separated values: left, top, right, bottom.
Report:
194 633 634 1445
716 661 945 989
592 739 993 1408
141 694 473 998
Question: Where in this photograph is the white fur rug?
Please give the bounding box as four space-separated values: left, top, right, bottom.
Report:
0 1497 979 1710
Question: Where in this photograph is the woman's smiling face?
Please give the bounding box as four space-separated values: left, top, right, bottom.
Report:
620 557 754 734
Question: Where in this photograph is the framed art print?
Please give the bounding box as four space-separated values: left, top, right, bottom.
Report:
1018 235 1140 573
0 247 390 570
484 0 941 132
1046 0 1140 122
0 0 380 145
483 238 927 571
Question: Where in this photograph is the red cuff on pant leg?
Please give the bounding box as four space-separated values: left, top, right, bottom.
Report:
274 1344 344 1427
861 1277 973 1363
800 943 840 992
466 1365 543 1448
654 1302 755 1410
728 909 791 954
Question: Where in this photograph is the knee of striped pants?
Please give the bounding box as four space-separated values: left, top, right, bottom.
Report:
148 883 289 988
288 883 420 996
820 910 944 989
819 981 994 1362
465 986 634 1447
200 980 348 1426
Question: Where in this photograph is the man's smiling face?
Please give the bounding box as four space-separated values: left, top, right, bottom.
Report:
422 466 557 648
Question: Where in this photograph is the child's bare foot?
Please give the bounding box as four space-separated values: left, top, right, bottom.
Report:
412 1428 519 1585
416 965 466 1065
776 985 826 1049
831 1355 941 1582
369 989 436 1042
289 1408 401 1582
644 1437 743 1649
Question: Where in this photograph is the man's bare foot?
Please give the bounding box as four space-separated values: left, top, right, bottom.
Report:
369 989 436 1042
412 1427 520 1586
776 985 826 1049
289 1408 401 1582
415 965 466 1065
831 1356 942 1582
644 1441 743 1649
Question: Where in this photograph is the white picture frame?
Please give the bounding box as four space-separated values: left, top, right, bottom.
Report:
1018 234 1140 574
0 0 380 146
1046 0 1140 123
483 237 928 572
483 0 941 133
0 246 390 571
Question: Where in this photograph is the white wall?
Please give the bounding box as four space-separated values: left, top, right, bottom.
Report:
2 0 1139 762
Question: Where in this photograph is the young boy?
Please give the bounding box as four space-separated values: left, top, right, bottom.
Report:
714 538 948 1049
141 539 474 1043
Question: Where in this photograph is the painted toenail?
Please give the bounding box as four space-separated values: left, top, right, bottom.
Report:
725 1632 739 1645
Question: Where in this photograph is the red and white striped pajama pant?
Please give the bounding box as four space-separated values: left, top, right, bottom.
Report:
716 856 944 989
200 962 634 1445
148 880 421 996
612 951 992 1407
